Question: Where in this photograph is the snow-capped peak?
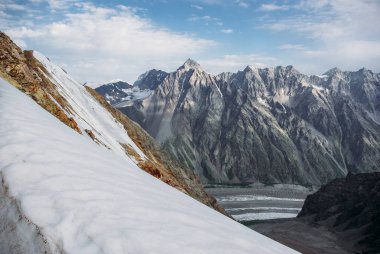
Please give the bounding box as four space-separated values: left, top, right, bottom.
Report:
109 78 127 83
181 58 202 71
244 65 260 72
323 67 342 76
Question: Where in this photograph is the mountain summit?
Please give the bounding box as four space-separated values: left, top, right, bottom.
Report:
181 58 202 70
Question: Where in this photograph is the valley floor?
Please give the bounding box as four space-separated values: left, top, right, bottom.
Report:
251 218 354 254
206 184 364 253
206 184 354 253
205 184 315 222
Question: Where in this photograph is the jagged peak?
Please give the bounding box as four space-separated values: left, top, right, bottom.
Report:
135 69 167 82
274 65 296 71
243 65 298 73
180 58 202 71
99 80 132 88
109 78 128 84
323 67 342 76
244 65 260 72
357 67 373 76
133 69 168 90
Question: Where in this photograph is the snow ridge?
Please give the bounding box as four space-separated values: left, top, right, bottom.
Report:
33 51 145 159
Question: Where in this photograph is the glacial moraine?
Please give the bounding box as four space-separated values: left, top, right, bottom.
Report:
205 184 316 223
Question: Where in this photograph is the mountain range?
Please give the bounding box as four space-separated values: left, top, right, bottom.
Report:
96 59 380 185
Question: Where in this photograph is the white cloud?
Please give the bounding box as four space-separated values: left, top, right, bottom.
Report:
46 0 78 10
6 3 215 83
187 14 223 26
190 0 225 6
279 44 305 50
191 4 204 10
259 4 289 11
220 28 233 34
261 0 380 73
0 10 11 18
264 0 380 40
188 15 220 23
190 0 248 8
235 1 249 8
0 3 28 11
199 54 278 75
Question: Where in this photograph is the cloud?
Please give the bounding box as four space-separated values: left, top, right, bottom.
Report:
0 3 28 11
187 14 223 26
188 15 220 22
46 0 78 10
6 3 215 83
259 4 289 11
189 0 225 6
199 54 278 75
235 1 249 8
263 0 380 40
220 28 233 34
191 4 204 10
279 44 305 50
0 10 11 18
261 0 380 73
189 0 248 8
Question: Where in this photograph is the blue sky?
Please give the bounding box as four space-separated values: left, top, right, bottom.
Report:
1 0 380 84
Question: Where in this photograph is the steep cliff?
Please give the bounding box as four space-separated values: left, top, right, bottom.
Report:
298 172 380 252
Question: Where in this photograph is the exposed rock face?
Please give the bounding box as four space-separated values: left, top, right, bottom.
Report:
0 32 225 214
251 172 380 253
94 80 132 104
0 32 81 133
98 60 380 185
298 172 380 253
133 69 168 90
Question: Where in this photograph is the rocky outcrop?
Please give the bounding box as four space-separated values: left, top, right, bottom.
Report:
133 69 168 90
298 172 380 253
0 32 81 133
99 60 380 185
94 80 133 105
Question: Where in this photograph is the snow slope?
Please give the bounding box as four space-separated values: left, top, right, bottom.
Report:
33 51 145 159
0 79 298 253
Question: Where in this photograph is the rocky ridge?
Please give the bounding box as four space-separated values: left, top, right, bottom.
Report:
99 59 380 185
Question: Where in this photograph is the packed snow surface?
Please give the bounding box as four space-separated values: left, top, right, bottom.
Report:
0 79 298 253
33 51 145 159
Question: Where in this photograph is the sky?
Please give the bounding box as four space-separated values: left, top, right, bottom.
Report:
1 0 380 85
